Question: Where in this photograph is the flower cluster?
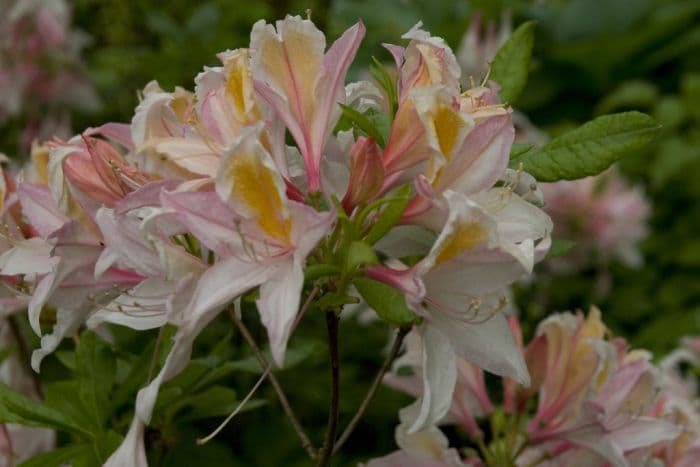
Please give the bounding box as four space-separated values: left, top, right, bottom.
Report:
541 170 651 269
371 308 700 467
0 15 553 464
0 0 98 153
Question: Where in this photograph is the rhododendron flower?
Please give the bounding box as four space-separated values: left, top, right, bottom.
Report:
368 186 550 431
0 13 595 467
542 169 650 269
131 125 335 431
363 406 467 467
0 0 98 152
252 16 365 192
457 12 511 84
376 308 685 467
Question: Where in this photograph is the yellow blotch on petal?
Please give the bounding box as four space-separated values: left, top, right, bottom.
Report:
432 104 464 158
227 154 291 244
170 87 194 123
574 307 609 390
254 19 323 123
30 142 50 186
424 104 466 184
434 222 487 266
224 53 259 123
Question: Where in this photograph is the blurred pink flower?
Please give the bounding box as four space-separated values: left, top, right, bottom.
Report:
0 0 98 154
541 169 651 268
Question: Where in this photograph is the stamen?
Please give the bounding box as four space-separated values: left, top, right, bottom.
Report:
196 366 271 445
424 293 507 325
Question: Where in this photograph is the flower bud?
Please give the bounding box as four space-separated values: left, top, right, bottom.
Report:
342 136 385 213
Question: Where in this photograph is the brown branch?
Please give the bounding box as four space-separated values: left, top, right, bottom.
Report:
333 326 409 454
317 311 340 466
228 308 317 460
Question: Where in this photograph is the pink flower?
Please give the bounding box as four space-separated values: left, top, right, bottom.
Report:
251 16 365 192
456 12 511 84
380 309 685 467
0 0 98 152
541 169 651 268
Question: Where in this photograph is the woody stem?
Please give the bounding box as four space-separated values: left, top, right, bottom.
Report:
228 309 317 460
317 311 340 466
333 326 409 454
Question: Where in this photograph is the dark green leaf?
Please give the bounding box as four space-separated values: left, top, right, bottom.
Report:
76 332 117 428
177 386 240 422
489 21 536 104
110 342 154 413
0 383 90 437
510 112 660 181
54 350 76 371
18 444 94 467
44 381 97 434
353 277 419 327
227 340 322 374
92 430 123 464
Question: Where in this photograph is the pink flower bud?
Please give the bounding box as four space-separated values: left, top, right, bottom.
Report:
342 136 385 212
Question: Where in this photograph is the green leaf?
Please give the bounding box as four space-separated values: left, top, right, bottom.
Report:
175 386 257 422
546 239 577 259
92 430 123 465
370 56 398 115
0 383 90 437
312 292 360 311
364 185 412 245
54 350 76 371
18 444 95 467
366 109 392 147
44 381 97 434
76 332 116 428
489 21 536 104
353 277 419 327
110 342 154 413
510 143 534 160
212 340 321 375
304 263 341 281
346 241 379 271
510 112 660 181
338 104 389 147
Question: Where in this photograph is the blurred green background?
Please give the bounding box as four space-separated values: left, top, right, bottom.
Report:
2 0 700 465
